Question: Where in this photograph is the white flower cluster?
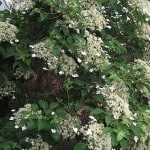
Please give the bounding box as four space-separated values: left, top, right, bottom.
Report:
61 0 106 31
0 80 15 100
14 68 35 79
134 59 150 100
80 121 111 150
8 0 34 12
25 135 51 150
138 23 150 41
81 0 106 31
99 80 132 119
12 104 32 127
57 114 81 139
30 42 78 76
77 31 110 70
130 0 150 16
0 21 18 43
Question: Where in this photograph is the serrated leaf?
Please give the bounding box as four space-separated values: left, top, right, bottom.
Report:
120 139 128 150
117 130 126 141
73 142 87 150
37 119 48 131
90 108 103 115
27 120 37 130
38 100 48 111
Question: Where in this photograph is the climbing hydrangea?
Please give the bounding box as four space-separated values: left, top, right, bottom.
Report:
8 0 34 12
14 68 35 79
0 21 18 43
13 104 32 127
99 80 132 119
57 114 81 139
0 80 15 100
31 41 78 76
130 0 150 16
80 121 112 150
77 31 110 70
25 135 51 150
81 0 106 31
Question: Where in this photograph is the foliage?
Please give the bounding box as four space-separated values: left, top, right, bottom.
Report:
0 0 150 150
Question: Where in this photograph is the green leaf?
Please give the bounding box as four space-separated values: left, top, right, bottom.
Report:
38 100 48 111
81 89 87 97
56 108 66 117
120 139 128 150
31 104 39 112
37 119 48 131
105 115 113 126
90 108 103 115
73 142 87 150
117 130 126 141
27 120 37 130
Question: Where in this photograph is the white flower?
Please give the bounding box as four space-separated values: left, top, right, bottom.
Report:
37 110 42 114
122 7 129 13
89 68 94 72
11 109 15 112
72 74 79 78
129 117 134 120
101 75 106 79
73 127 78 133
95 53 101 57
89 116 97 122
51 112 55 115
22 125 27 131
12 96 16 99
42 67 48 70
29 45 34 49
15 39 19 42
31 54 37 57
134 136 139 143
77 58 82 63
51 129 56 133
10 40 14 44
15 125 19 129
86 129 92 135
96 90 101 94
133 122 137 126
58 71 64 75
81 51 87 56
9 117 14 121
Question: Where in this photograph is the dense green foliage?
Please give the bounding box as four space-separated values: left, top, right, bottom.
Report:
0 0 150 150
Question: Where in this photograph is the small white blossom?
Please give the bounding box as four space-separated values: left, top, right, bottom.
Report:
86 129 92 135
15 125 19 129
134 136 139 143
29 45 34 49
32 54 37 57
72 74 79 78
77 58 82 63
81 51 87 56
51 129 56 133
22 125 27 131
133 122 137 126
89 116 97 122
42 67 48 70
9 117 14 121
51 112 55 115
11 109 15 112
59 71 64 75
73 127 78 134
